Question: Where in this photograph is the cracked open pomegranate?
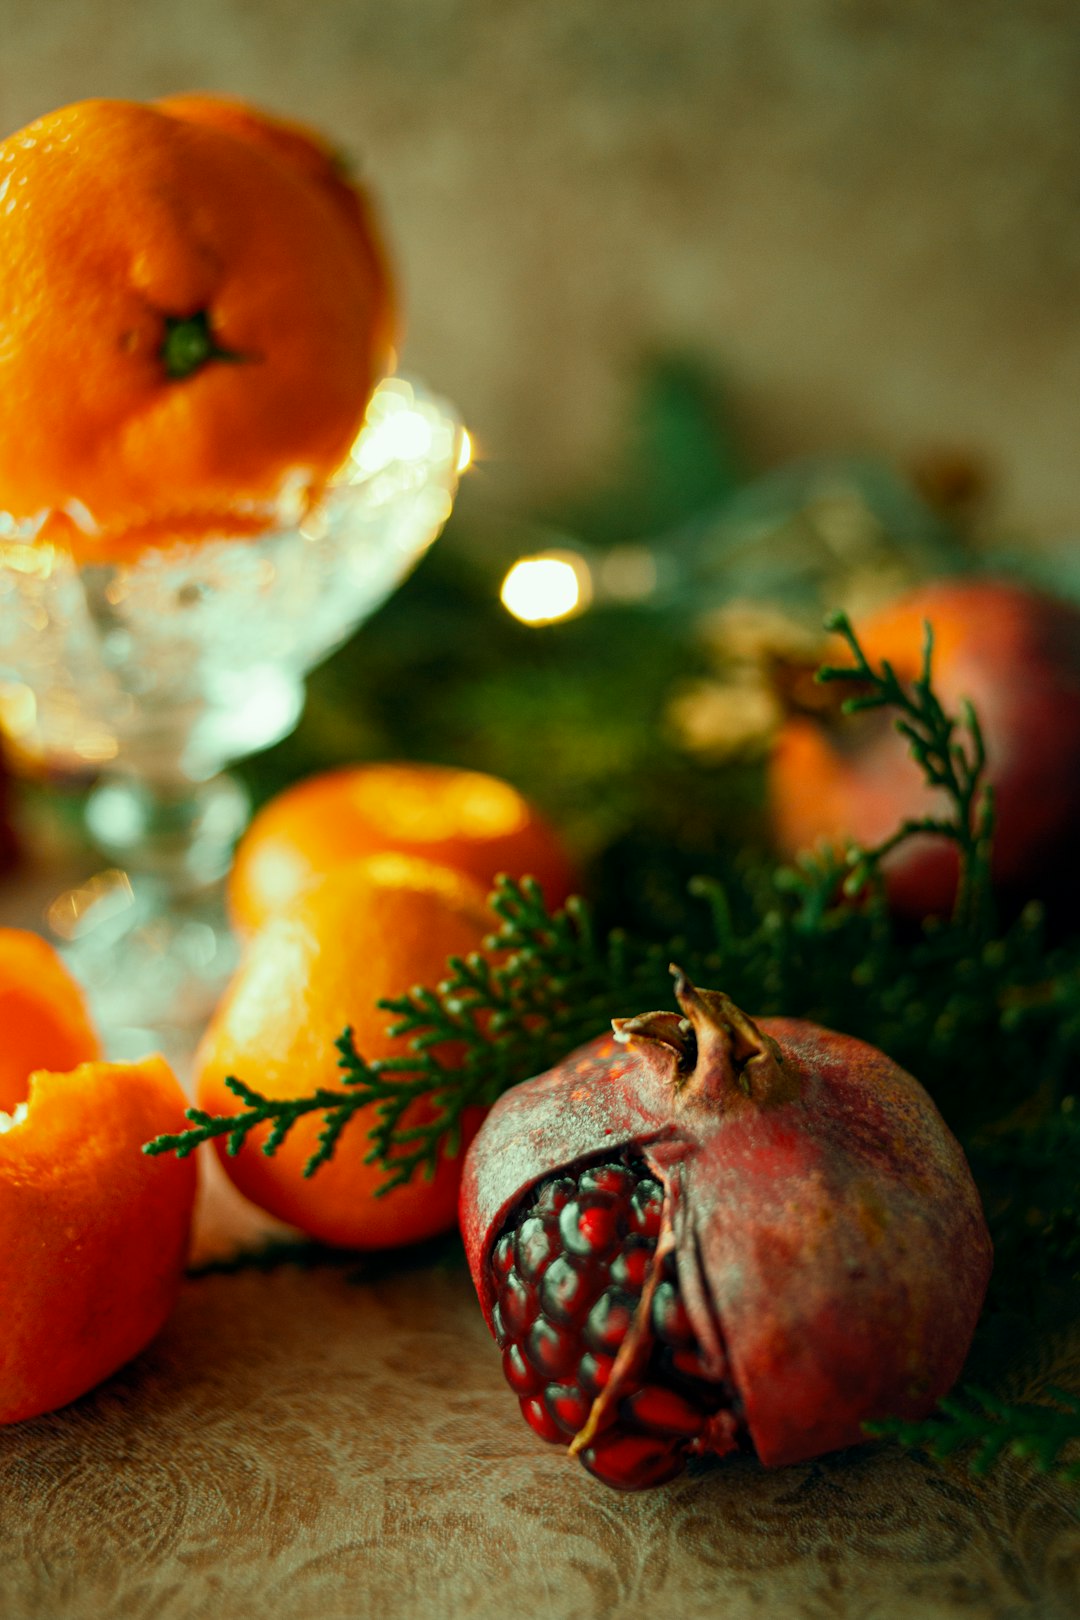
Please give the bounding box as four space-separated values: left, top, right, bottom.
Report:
461 975 992 1490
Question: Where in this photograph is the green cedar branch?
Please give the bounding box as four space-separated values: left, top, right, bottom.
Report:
817 611 995 933
144 1055 384 1179
143 877 679 1188
143 614 1076 1226
867 1385 1080 1482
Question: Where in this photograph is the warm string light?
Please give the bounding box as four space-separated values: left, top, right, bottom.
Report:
500 550 593 625
499 542 662 626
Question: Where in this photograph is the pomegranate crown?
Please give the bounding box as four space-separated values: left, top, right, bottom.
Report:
614 968 794 1111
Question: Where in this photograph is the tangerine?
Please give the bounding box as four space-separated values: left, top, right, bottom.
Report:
0 927 100 1112
0 932 196 1423
0 97 394 561
227 761 576 937
156 93 396 364
196 852 493 1248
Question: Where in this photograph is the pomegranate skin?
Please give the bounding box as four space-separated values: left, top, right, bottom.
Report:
461 981 992 1471
769 580 1080 916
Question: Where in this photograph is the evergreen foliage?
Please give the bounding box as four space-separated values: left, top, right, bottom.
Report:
867 1387 1080 1484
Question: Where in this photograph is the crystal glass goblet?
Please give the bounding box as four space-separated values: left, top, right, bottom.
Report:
0 377 466 1062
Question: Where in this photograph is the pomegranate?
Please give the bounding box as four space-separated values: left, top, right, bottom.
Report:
461 975 991 1490
769 579 1080 916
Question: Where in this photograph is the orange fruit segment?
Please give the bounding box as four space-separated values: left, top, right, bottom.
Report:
0 927 100 1113
228 762 577 937
0 97 395 562
0 930 196 1423
197 852 493 1248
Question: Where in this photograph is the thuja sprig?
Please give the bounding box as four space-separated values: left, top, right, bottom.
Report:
867 1385 1080 1484
816 611 995 934
146 612 1070 1190
144 878 678 1189
357 878 703 1191
973 1105 1080 1279
144 1048 383 1177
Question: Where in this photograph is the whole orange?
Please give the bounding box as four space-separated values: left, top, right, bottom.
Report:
0 932 196 1424
196 852 493 1248
0 97 394 561
228 761 577 937
156 93 397 365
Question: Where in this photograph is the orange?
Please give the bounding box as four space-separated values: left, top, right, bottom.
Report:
157 93 396 365
0 927 100 1111
197 852 493 1248
0 96 395 562
228 761 577 937
0 933 196 1423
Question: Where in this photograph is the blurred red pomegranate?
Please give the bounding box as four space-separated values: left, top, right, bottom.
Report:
769 580 1080 916
461 976 991 1489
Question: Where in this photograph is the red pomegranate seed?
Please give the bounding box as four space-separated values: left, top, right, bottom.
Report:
502 1271 538 1338
629 1180 664 1238
540 1255 597 1324
559 1198 621 1258
580 1430 685 1491
526 1317 579 1380
502 1342 542 1396
651 1279 695 1347
669 1345 725 1384
491 1301 507 1347
620 1384 706 1439
535 1177 576 1214
580 1164 633 1198
610 1239 651 1293
515 1214 558 1283
579 1351 615 1393
584 1289 636 1355
520 1395 563 1444
492 1233 515 1281
544 1382 592 1436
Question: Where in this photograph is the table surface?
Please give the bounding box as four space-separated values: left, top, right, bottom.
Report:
1 860 1078 1620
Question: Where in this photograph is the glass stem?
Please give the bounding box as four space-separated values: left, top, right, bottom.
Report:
84 772 250 899
50 771 252 1066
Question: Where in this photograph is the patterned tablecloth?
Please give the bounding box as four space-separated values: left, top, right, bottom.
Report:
1 866 1078 1620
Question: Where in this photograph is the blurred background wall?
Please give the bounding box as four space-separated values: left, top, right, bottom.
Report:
1 0 1077 545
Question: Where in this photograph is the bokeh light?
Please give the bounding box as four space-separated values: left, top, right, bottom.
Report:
500 550 593 625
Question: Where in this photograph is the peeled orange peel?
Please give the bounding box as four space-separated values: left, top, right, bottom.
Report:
0 932 196 1423
0 927 101 1112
